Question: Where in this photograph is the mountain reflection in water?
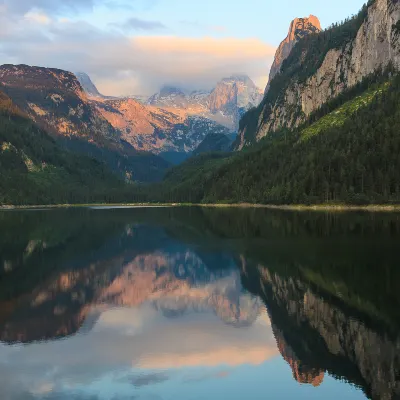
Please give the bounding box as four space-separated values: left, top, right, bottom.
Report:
0 207 399 400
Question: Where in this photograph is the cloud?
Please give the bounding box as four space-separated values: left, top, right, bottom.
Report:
0 9 275 96
113 17 167 32
24 11 51 25
2 0 96 15
3 0 158 15
131 372 169 387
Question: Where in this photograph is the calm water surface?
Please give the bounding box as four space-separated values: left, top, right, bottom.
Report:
0 207 399 400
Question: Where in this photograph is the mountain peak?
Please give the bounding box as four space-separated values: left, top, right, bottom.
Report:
159 86 185 97
265 15 321 93
75 72 103 98
287 15 321 41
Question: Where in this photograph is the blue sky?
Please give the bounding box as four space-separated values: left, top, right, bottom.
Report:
85 0 367 44
0 0 368 95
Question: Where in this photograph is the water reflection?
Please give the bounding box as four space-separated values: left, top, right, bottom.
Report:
0 207 399 399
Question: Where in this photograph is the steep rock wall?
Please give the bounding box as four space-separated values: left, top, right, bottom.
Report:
237 0 400 149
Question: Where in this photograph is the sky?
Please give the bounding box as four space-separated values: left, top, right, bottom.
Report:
0 0 367 96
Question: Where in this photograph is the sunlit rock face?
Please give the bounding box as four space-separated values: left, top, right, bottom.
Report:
0 64 117 143
265 15 321 94
0 64 174 181
93 97 232 154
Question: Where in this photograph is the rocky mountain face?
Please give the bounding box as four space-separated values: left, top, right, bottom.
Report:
0 64 170 182
75 72 104 98
236 0 400 150
209 75 263 128
147 76 263 130
93 97 233 157
0 64 117 144
265 15 321 94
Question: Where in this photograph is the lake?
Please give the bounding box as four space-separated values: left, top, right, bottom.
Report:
0 206 399 400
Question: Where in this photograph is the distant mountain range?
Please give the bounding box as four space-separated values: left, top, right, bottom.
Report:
0 63 263 195
76 72 263 159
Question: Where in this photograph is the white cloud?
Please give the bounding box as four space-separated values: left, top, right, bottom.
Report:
0 6 275 96
24 10 51 25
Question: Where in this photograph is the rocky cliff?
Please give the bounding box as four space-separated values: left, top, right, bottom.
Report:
265 15 321 94
236 0 400 149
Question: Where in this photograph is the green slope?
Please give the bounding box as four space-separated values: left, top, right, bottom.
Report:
0 91 126 205
301 83 389 141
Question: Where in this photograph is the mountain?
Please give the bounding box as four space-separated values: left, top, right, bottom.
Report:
236 0 400 149
265 15 321 94
71 74 261 160
192 132 235 156
92 97 233 157
75 72 104 98
147 86 190 108
139 1 400 205
0 89 125 205
209 75 263 128
0 64 171 183
151 70 400 205
147 76 263 130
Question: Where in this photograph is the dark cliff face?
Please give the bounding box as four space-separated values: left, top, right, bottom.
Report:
192 133 234 156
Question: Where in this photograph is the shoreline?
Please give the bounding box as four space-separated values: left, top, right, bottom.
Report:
2 203 400 212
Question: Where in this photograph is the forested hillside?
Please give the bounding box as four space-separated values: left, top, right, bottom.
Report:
0 91 127 205
149 72 400 205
